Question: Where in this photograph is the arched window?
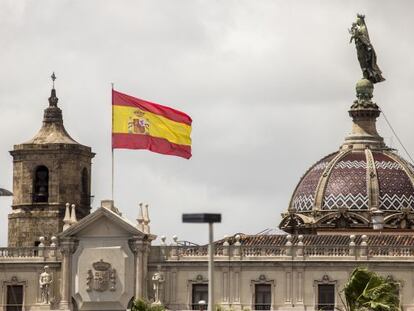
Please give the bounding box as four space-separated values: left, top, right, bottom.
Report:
33 166 49 203
81 168 90 205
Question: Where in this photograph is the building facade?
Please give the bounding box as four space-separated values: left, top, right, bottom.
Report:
8 87 94 247
2 28 414 311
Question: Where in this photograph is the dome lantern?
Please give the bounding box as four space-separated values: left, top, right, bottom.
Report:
341 78 385 150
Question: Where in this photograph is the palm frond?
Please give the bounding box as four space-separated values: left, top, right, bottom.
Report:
342 267 400 311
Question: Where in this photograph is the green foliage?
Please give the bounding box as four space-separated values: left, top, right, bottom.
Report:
131 299 165 311
342 267 400 311
151 305 166 311
131 299 149 311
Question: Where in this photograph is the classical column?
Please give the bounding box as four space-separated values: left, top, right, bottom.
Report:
131 239 151 300
142 244 150 299
60 239 76 310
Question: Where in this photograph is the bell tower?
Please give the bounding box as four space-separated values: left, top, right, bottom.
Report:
8 75 95 246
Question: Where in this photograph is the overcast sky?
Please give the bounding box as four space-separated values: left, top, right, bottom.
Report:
1 1 414 246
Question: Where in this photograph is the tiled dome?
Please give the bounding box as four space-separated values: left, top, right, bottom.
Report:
290 150 414 212
279 78 414 233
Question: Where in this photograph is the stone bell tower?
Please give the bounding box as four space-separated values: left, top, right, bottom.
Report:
8 75 95 247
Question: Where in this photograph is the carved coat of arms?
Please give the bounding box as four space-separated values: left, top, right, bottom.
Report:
128 109 150 135
86 259 116 292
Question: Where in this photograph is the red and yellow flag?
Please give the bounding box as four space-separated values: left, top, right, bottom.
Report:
112 90 192 159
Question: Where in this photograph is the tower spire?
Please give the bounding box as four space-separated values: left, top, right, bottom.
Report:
23 74 78 143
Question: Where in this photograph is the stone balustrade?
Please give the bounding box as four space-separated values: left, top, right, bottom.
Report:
0 247 40 257
0 247 61 261
0 239 61 262
155 234 414 261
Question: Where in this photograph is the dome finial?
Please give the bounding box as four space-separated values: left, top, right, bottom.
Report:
48 72 58 107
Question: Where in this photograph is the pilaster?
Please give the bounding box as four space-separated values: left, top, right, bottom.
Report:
59 238 77 311
130 238 152 300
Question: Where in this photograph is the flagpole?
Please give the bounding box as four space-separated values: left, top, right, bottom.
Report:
111 82 114 201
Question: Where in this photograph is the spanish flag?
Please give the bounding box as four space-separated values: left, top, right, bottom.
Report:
112 90 192 159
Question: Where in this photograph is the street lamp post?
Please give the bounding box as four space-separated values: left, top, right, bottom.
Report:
183 213 222 311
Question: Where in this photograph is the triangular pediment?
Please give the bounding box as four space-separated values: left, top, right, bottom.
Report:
59 207 152 239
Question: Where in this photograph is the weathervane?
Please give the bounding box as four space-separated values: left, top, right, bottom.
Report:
51 72 56 89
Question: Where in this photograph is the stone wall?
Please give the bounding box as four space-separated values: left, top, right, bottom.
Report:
0 262 61 310
148 244 414 311
8 144 94 247
10 147 93 215
8 210 61 247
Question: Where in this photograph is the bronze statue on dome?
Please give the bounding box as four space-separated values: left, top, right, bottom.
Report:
349 14 385 84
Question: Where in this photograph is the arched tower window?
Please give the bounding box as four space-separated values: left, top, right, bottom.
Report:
81 168 89 205
33 166 49 203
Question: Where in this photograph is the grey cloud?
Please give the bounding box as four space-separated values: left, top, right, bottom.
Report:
0 0 414 245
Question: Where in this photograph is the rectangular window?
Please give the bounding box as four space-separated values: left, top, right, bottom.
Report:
318 284 335 311
6 285 23 311
255 284 271 310
192 284 208 310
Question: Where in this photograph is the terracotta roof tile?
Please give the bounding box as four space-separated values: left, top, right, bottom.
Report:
215 234 414 247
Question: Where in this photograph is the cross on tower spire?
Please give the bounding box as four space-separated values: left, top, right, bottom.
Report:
48 72 59 107
51 72 56 89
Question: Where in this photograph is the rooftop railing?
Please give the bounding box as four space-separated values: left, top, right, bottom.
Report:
156 234 414 261
0 246 60 261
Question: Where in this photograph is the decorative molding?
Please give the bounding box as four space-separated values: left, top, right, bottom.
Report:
285 271 292 303
170 269 177 304
60 206 154 240
3 276 26 286
316 210 369 228
250 274 275 310
313 274 338 310
222 271 229 303
233 270 240 303
384 208 414 229
186 274 208 309
279 213 306 231
59 239 77 255
366 149 380 209
130 239 152 254
2 276 28 311
313 274 336 285
86 259 116 292
297 271 303 303
334 160 367 169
